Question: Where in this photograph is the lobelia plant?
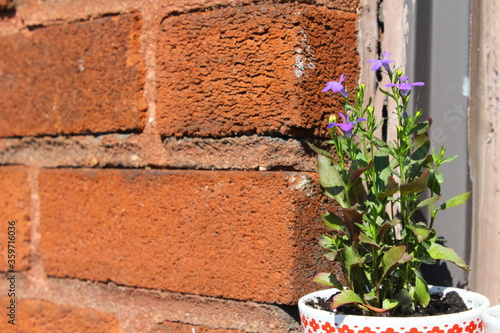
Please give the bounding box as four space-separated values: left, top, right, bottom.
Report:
309 52 471 316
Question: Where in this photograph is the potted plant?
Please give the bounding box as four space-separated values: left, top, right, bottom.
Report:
299 52 490 332
482 305 500 333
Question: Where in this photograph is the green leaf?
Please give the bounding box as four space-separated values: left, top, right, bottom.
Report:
322 211 346 232
331 289 364 310
349 176 367 205
439 192 471 211
376 219 400 243
350 160 373 183
354 150 370 167
412 121 431 157
434 171 444 184
374 150 391 192
319 235 334 248
344 245 365 266
415 255 436 265
348 161 372 204
306 141 334 159
378 87 395 98
411 139 430 161
414 270 430 308
416 195 441 209
373 137 389 149
428 171 442 195
377 175 399 201
395 289 413 312
382 298 399 310
363 291 377 303
313 272 344 290
359 232 380 248
441 154 458 164
410 119 431 136
400 169 430 195
407 222 432 243
427 242 470 271
324 251 340 261
341 208 363 246
344 104 358 113
399 252 413 264
381 245 408 277
317 154 347 207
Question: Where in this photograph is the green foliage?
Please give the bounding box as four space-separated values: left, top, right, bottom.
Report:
312 63 470 316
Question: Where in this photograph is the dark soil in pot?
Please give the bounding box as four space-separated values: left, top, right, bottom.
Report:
305 291 468 317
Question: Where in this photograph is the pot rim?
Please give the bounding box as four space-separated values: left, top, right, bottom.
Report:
298 285 490 321
483 304 500 321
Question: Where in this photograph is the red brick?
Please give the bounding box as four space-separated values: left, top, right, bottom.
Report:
39 168 328 304
0 13 146 138
0 0 13 10
0 166 31 272
320 0 360 12
0 297 120 332
15 0 359 26
156 4 359 137
150 321 245 333
17 277 302 332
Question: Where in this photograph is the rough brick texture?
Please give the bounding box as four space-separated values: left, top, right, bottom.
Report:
0 13 146 138
0 0 13 10
0 166 31 272
39 168 328 304
157 3 359 137
0 0 361 331
14 277 302 332
0 297 120 332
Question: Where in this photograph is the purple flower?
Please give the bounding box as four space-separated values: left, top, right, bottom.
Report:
327 111 366 138
367 51 394 73
386 76 425 97
322 74 348 97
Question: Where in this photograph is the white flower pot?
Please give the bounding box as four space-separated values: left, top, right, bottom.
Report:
482 305 500 333
298 286 490 333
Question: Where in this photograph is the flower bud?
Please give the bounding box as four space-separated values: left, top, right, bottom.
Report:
356 84 366 102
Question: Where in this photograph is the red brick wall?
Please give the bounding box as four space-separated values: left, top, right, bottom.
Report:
0 0 359 331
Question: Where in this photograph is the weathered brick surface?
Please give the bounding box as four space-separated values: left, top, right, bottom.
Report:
0 166 31 272
14 277 302 332
0 0 361 330
0 297 120 332
39 168 328 304
0 0 13 10
316 0 360 12
150 322 246 333
0 13 146 138
157 3 359 137
14 0 359 28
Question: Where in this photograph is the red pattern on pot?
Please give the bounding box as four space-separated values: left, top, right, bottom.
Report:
298 287 490 333
301 315 484 333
